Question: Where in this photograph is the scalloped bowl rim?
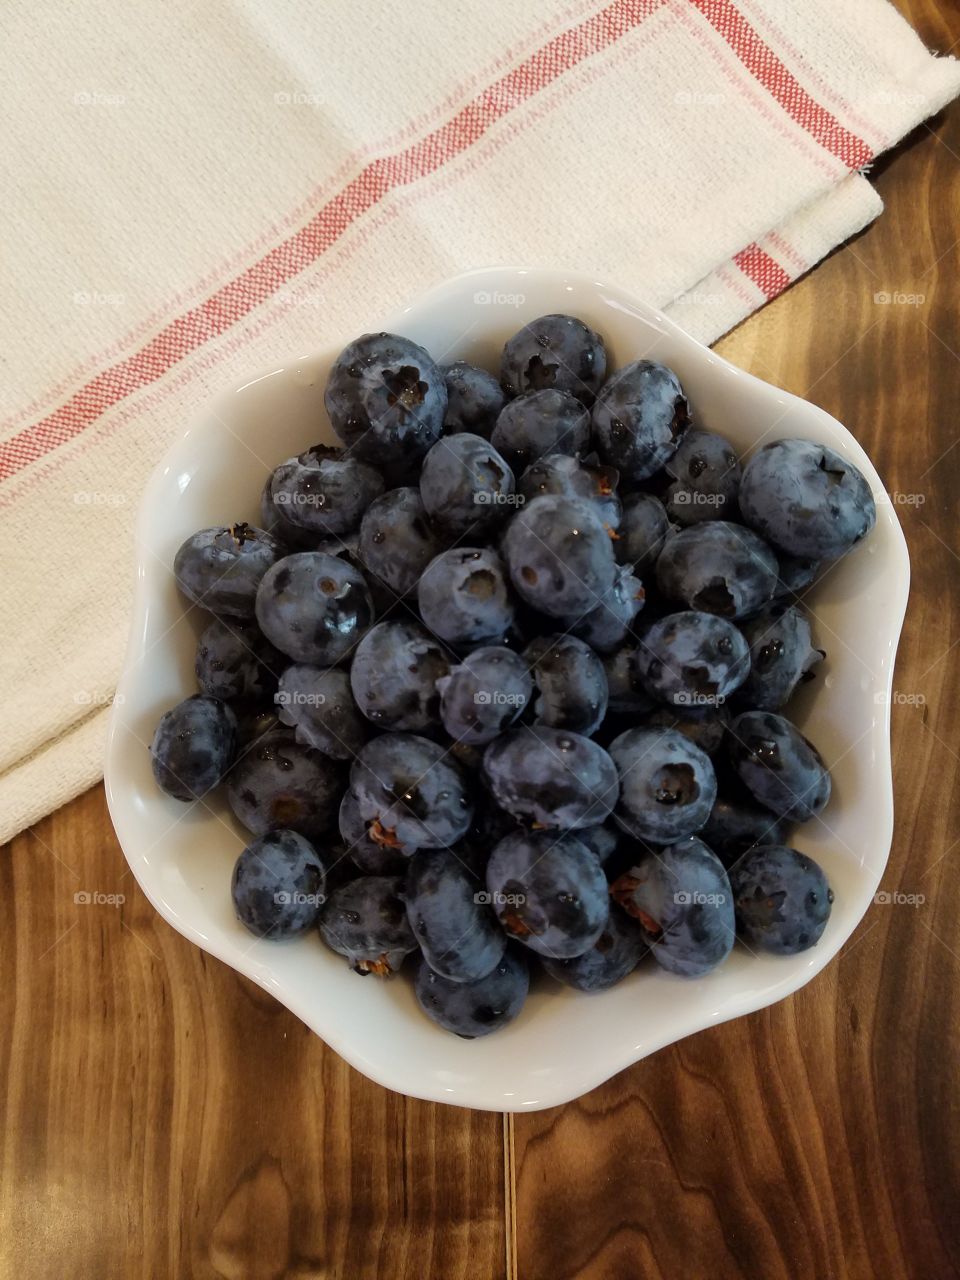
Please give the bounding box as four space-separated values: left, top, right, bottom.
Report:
106 267 909 1112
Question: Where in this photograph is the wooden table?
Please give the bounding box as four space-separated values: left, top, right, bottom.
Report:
4 7 959 1276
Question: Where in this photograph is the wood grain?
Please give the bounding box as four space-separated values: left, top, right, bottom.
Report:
0 789 507 1279
513 3 960 1275
3 3 960 1277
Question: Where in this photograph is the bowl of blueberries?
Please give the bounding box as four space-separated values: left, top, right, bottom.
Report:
105 267 909 1111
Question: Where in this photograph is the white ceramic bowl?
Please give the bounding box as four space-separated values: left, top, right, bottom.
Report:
105 268 909 1112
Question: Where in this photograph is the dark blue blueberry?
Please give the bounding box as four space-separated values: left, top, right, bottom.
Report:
231 830 326 939
728 711 831 821
541 903 648 990
414 949 529 1037
195 618 282 701
323 332 447 475
226 729 344 842
319 875 417 975
663 429 741 525
608 727 716 843
500 313 606 405
357 487 443 599
591 360 690 482
774 553 821 601
350 619 450 732
417 547 515 647
419 433 516 537
339 789 409 874
502 495 616 619
174 523 284 618
491 389 591 470
736 604 824 711
150 694 237 801
349 733 473 850
267 445 383 538
437 646 532 745
611 837 734 976
570 563 644 653
487 830 609 958
700 792 793 869
635 610 749 706
483 726 618 829
276 664 368 759
259 478 316 549
442 361 506 437
576 823 620 865
617 492 671 575
602 643 656 715
518 453 621 532
255 551 374 665
405 848 507 982
234 704 284 750
739 439 877 560
523 634 608 735
656 521 778 619
730 845 833 953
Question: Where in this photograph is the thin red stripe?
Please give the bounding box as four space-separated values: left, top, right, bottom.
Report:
0 0 665 483
689 0 872 170
734 244 791 300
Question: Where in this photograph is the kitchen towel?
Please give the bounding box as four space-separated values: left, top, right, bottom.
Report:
1 0 958 843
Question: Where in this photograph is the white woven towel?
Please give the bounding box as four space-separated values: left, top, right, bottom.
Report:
1 0 957 842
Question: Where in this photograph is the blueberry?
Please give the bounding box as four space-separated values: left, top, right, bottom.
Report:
635 610 750 706
323 332 447 475
591 360 690 482
602 644 656 715
174 523 284 618
441 361 506 437
195 618 282 701
611 837 734 976
576 823 620 865
639 704 730 757
502 495 616 619
276 664 368 758
414 949 529 1037
617 492 671 574
150 695 237 801
570 563 644 653
523 634 608 735
730 845 833 953
267 444 384 537
405 848 507 981
491 389 591 470
656 521 778 619
739 439 876 560
339 789 409 873
486 830 609 957
774 553 821 600
518 453 622 532
727 711 831 821
231 829 326 939
436 646 532 744
357 487 443 599
259 478 315 550
419 433 515 537
234 703 284 751
663 430 741 525
319 875 418 975
700 791 793 868
541 903 648 990
226 729 344 842
350 620 450 732
255 551 374 665
735 604 824 711
483 726 618 829
608 727 716 842
417 547 515 647
500 313 606 405
350 733 473 850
